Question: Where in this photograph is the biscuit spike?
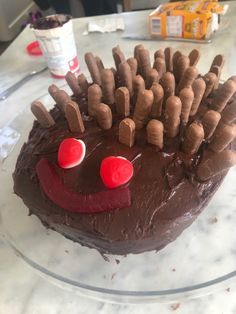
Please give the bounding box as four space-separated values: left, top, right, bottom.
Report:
146 69 159 89
84 52 102 86
209 123 236 153
77 73 89 95
134 44 145 74
133 90 154 129
31 101 55 128
210 65 221 90
48 84 59 98
119 118 135 147
88 84 102 116
212 80 236 112
160 72 175 102
164 47 174 72
65 71 81 96
147 119 164 149
110 67 119 88
112 45 126 70
210 54 225 72
179 87 194 124
151 83 164 118
182 122 204 155
115 87 130 117
133 75 145 104
138 48 151 79
95 103 112 130
174 55 190 84
188 49 200 66
101 69 115 105
153 57 166 79
53 90 71 112
65 101 85 133
95 56 105 72
197 150 236 181
127 57 138 77
154 49 165 60
202 110 221 140
221 100 236 124
119 62 133 96
177 66 198 94
164 96 182 138
203 72 217 99
190 78 206 116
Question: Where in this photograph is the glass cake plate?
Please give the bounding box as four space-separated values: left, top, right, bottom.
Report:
1 89 236 304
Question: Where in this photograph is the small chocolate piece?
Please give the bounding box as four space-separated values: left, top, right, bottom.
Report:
153 57 166 79
119 118 135 147
210 65 221 90
203 72 217 99
133 90 154 129
201 110 221 140
115 87 130 117
84 52 101 85
146 69 159 89
190 78 206 116
212 80 236 112
221 100 236 124
179 87 194 124
127 57 138 77
188 49 200 66
88 84 102 116
210 54 225 72
133 75 145 103
164 96 182 138
174 55 190 84
160 72 175 102
119 62 133 96
95 56 105 72
146 119 164 149
65 71 81 96
138 48 151 79
112 45 126 70
65 101 85 133
164 47 174 72
31 101 55 128
95 103 112 130
151 83 164 118
101 69 115 105
154 49 165 60
48 84 59 98
209 123 236 153
53 90 71 112
197 150 236 181
182 122 204 155
77 73 89 95
177 66 198 94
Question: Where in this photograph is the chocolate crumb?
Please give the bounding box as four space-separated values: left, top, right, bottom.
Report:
115 259 120 264
111 272 116 280
209 217 218 224
171 303 181 311
65 250 69 254
172 268 176 272
226 287 230 292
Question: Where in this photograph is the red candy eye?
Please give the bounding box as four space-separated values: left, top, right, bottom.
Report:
100 156 134 189
58 138 86 169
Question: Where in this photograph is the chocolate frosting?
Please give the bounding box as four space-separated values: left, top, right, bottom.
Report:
13 98 228 254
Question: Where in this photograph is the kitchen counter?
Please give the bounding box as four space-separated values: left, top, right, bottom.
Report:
1 5 236 313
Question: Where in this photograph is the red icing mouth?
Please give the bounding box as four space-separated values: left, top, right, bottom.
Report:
36 158 131 213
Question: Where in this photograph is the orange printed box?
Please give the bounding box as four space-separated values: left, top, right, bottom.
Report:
149 0 226 40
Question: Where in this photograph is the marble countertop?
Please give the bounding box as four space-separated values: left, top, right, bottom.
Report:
1 5 236 313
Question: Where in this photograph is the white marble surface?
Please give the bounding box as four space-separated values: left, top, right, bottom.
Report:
1 5 236 313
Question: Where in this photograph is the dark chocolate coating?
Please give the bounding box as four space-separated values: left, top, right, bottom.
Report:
13 94 227 255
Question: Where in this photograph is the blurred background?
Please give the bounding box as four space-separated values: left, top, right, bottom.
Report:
0 0 162 54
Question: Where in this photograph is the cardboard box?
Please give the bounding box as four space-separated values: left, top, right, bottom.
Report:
149 0 226 40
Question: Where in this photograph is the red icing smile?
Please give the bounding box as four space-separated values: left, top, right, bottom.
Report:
36 158 131 213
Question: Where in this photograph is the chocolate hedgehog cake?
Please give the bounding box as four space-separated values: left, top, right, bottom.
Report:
13 46 236 255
